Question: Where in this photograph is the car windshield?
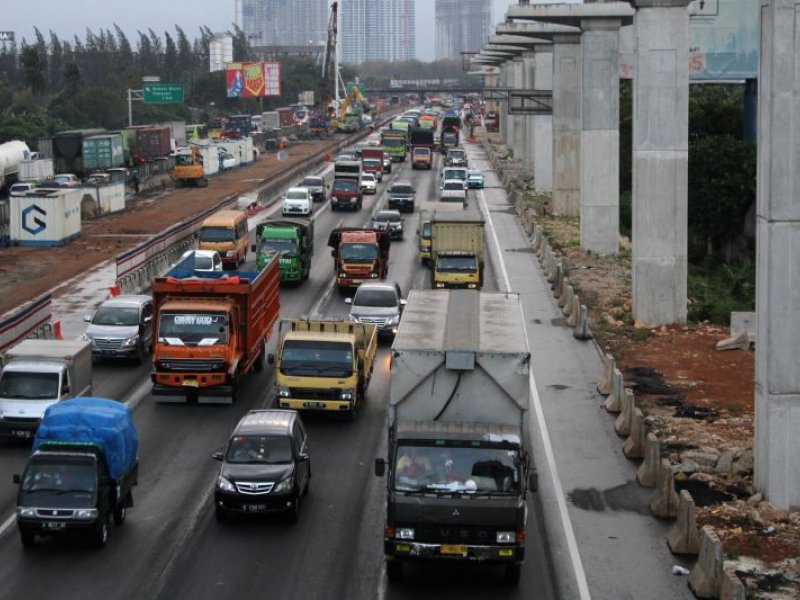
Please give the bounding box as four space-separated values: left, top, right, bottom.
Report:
199 226 235 243
0 371 59 400
226 435 293 465
21 460 97 495
286 190 308 200
438 256 477 272
158 312 228 346
340 243 378 261
363 174 375 182
280 340 353 377
449 152 465 160
192 254 215 270
302 178 322 187
354 288 398 307
333 180 357 192
92 305 140 326
373 213 399 223
391 185 414 195
393 444 520 494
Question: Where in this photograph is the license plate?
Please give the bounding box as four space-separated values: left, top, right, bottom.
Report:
182 379 199 388
44 521 65 530
440 544 467 556
244 504 266 512
303 401 326 409
12 430 31 439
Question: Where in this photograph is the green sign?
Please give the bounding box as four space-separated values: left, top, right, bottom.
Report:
143 83 184 104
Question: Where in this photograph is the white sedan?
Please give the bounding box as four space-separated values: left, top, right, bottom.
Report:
360 173 378 195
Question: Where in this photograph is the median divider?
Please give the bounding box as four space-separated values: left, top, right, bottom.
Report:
597 353 615 395
650 458 680 518
604 368 624 413
668 490 701 555
615 388 635 437
637 432 660 487
623 407 646 459
688 526 724 598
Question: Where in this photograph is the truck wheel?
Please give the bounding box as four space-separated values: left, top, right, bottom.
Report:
19 530 36 548
113 491 131 525
386 560 403 581
92 512 111 548
504 564 521 585
134 342 145 365
254 343 266 373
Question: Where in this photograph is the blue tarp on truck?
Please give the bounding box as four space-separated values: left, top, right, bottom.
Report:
33 397 138 482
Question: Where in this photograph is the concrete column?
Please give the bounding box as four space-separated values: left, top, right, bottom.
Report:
755 0 800 510
533 44 553 193
512 58 526 160
502 62 513 149
631 1 690 325
522 52 537 172
552 33 581 216
580 18 622 256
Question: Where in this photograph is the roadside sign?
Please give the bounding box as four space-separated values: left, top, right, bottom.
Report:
142 83 184 104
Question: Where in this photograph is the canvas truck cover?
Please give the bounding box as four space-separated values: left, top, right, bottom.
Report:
33 397 138 481
389 290 530 428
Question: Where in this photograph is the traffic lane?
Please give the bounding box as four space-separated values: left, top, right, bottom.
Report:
150 349 392 600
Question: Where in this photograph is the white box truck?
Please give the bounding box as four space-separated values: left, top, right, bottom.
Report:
375 290 536 584
0 339 93 439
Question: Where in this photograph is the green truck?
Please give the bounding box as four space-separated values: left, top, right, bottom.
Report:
253 219 314 283
381 129 407 162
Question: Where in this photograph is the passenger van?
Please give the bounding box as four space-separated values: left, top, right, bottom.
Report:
198 210 249 269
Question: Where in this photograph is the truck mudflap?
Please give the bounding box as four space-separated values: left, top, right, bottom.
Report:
385 540 524 563
151 384 235 405
276 397 354 413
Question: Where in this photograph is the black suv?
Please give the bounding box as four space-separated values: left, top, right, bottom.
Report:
213 410 311 523
387 181 416 213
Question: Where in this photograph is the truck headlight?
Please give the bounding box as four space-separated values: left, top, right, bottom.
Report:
273 477 293 494
496 531 515 544
217 476 236 493
435 282 445 288
122 335 140 347
17 508 36 518
467 283 477 289
226 251 236 258
75 508 98 520
277 387 291 398
397 528 415 540
339 389 354 401
370 273 378 278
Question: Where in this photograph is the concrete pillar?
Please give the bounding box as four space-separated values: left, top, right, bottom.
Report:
552 33 581 216
502 62 513 149
631 1 690 325
533 44 553 193
522 52 537 172
580 18 622 256
512 58 526 160
755 0 800 510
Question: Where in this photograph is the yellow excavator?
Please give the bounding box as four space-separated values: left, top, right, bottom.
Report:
173 146 207 188
337 86 367 133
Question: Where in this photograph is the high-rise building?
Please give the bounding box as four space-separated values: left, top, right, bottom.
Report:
238 0 329 47
340 0 416 64
435 0 492 61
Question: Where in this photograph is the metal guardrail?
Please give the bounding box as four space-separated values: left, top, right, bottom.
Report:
0 294 52 353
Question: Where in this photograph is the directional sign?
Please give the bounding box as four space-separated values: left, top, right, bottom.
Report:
142 83 184 104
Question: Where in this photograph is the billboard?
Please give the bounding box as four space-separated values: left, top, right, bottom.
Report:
619 0 758 81
226 62 282 98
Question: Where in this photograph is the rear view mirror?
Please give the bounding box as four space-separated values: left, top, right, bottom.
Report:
212 451 224 461
84 315 92 323
344 298 353 305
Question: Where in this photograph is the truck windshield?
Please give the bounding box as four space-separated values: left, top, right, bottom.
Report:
382 138 404 148
199 226 234 243
226 435 293 465
363 159 381 168
175 154 195 166
438 256 477 273
332 181 357 192
280 340 353 377
302 177 322 187
260 238 297 256
22 460 97 495
394 445 520 494
0 371 59 400
413 148 431 156
92 306 139 326
340 243 378 261
158 312 228 346
421 223 431 240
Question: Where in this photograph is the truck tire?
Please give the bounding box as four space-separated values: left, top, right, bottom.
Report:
19 529 36 548
253 342 266 373
113 491 131 525
92 512 111 548
386 559 403 581
504 564 521 585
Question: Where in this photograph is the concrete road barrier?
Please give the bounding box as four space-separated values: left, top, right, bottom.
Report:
637 432 660 487
553 264 564 295
573 304 592 340
558 278 571 308
561 284 574 314
597 353 615 395
688 526 723 598
720 570 746 600
615 388 635 437
650 458 680 518
668 490 701 555
623 408 646 459
604 368 624 413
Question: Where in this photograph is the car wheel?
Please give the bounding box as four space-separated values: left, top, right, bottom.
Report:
134 342 145 366
92 512 111 549
19 529 36 548
386 560 403 582
286 491 300 524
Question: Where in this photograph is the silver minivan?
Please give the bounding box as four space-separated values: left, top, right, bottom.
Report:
346 281 405 340
82 295 154 363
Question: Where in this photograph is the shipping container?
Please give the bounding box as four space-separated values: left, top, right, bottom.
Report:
52 129 106 175
276 107 294 128
11 189 82 246
18 158 54 182
83 133 126 171
36 138 53 159
261 111 280 131
134 126 172 161
82 181 126 216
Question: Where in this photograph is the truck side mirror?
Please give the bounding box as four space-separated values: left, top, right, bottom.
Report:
528 470 538 493
267 353 275 365
13 474 21 484
84 315 92 323
400 299 407 307
344 297 352 305
374 458 386 477
212 451 224 461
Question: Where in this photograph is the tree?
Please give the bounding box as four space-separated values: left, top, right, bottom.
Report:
49 32 64 91
164 32 178 81
20 46 47 95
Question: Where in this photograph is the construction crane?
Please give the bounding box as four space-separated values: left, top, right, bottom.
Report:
318 1 339 132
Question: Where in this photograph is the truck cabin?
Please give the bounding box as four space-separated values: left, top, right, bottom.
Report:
362 158 382 173
0 366 64 402
278 334 356 379
435 252 479 284
17 449 103 501
331 179 359 197
257 229 298 259
157 307 230 347
338 240 380 264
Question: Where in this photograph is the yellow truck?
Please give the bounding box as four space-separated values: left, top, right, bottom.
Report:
417 202 467 265
431 209 486 289
269 320 377 418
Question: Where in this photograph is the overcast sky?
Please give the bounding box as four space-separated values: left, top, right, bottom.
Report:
4 0 518 62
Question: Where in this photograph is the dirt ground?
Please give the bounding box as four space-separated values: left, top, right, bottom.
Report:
0 139 334 316
485 135 798 598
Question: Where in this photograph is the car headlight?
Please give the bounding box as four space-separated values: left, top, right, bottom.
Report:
370 273 378 278
387 315 400 326
397 528 415 540
75 508 98 520
122 335 140 347
17 507 36 518
82 333 91 341
273 477 293 494
496 531 515 544
217 476 236 493
339 388 354 401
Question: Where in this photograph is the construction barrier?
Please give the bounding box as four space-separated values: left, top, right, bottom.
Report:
650 458 680 518
623 408 646 459
637 433 660 487
668 490 701 555
604 368 624 413
0 293 53 353
688 526 724 598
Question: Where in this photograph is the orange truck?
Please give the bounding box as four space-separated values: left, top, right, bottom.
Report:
328 228 391 291
150 252 280 403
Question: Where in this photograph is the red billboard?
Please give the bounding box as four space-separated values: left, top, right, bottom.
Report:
226 62 282 98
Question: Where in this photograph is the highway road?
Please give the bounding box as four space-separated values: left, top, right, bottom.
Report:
0 149 558 599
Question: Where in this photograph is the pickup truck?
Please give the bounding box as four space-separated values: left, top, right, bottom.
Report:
270 320 377 419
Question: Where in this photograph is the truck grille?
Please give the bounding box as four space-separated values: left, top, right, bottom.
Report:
235 481 274 495
93 338 123 351
412 524 500 545
290 388 341 400
157 358 226 372
34 508 75 518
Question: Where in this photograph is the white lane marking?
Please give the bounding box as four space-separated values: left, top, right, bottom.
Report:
125 374 156 410
478 187 591 600
0 513 16 538
308 218 343 319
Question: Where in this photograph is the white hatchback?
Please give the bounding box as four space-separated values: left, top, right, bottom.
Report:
360 173 378 195
282 187 312 216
